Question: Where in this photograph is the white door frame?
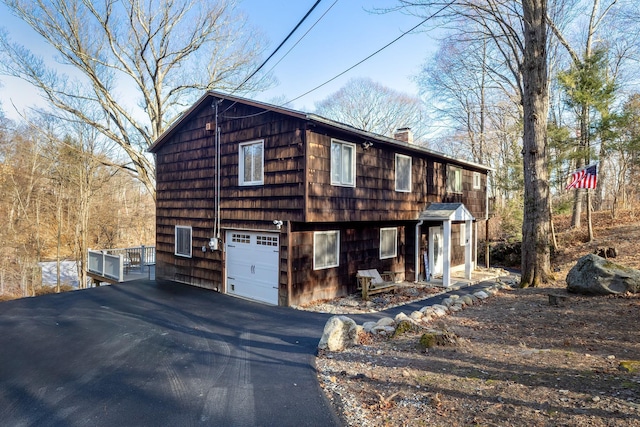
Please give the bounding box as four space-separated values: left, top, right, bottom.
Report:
428 226 443 280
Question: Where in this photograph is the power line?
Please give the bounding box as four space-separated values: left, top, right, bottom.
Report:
234 0 323 92
283 0 455 106
261 0 339 83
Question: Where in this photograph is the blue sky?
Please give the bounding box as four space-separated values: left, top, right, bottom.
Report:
240 0 438 111
0 0 438 119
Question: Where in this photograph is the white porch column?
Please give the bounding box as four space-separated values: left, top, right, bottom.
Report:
465 219 473 279
443 219 452 287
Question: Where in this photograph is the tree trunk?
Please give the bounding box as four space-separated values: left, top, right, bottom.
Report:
520 0 551 288
571 105 589 229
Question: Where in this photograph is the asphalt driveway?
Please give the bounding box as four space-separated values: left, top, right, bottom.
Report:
0 280 341 427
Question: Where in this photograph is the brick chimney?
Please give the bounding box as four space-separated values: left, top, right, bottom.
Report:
394 127 413 144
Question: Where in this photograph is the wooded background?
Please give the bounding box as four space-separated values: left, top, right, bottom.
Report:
1 0 639 298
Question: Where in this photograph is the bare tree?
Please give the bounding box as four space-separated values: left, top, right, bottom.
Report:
0 0 268 197
396 0 551 286
314 77 429 143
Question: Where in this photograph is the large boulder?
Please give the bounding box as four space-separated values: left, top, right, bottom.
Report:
566 254 640 295
318 315 359 351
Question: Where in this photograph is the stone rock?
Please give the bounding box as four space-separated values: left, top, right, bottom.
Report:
431 304 449 316
410 311 424 320
441 297 454 307
461 295 474 306
395 312 410 323
376 317 396 327
362 321 377 334
566 254 640 295
473 290 489 300
419 306 435 315
372 325 396 335
418 330 459 349
420 314 434 324
318 315 358 351
393 319 416 337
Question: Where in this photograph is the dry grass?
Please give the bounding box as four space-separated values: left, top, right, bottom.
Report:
317 206 640 426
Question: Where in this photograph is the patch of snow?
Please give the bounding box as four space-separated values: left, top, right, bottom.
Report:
38 261 80 288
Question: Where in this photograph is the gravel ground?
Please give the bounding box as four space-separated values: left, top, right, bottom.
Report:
314 285 640 426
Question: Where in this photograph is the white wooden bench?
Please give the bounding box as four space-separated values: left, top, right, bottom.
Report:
356 269 398 300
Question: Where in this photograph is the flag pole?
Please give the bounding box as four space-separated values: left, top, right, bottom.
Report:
587 187 594 241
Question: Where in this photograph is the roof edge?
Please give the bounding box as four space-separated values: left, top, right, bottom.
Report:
148 91 495 172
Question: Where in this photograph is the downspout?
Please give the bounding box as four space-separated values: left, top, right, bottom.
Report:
485 170 490 269
414 220 423 283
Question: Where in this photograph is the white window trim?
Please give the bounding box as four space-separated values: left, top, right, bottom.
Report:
330 139 356 187
175 225 192 258
380 227 398 259
395 153 412 192
313 230 340 270
239 140 264 186
447 164 463 194
473 171 481 189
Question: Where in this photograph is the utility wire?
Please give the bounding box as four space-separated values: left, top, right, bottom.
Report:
234 0 323 92
261 0 339 81
283 0 455 106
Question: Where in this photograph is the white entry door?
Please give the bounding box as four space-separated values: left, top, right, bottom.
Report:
225 231 279 305
429 226 443 278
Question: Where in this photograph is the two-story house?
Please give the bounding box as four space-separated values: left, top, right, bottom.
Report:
148 91 491 306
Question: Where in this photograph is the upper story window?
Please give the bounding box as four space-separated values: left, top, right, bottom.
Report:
331 139 355 187
175 225 192 258
447 164 463 193
313 230 340 270
473 171 482 189
380 227 398 259
239 140 264 185
395 154 412 192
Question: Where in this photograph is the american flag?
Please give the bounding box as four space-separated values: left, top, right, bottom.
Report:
566 164 598 190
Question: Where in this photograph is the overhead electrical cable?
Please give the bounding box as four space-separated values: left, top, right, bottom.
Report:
234 0 324 92
283 0 456 106
260 0 340 81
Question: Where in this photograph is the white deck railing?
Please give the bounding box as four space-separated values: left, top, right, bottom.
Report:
87 245 156 282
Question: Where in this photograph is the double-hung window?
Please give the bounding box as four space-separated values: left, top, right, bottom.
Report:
239 140 264 185
313 230 339 270
175 226 192 258
473 171 482 189
447 164 463 193
379 227 398 259
395 154 412 192
331 139 355 187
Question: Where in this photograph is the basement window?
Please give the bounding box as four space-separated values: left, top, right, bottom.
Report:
380 227 398 259
314 230 339 270
175 226 192 258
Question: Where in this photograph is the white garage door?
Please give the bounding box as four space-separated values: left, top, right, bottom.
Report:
226 231 279 305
